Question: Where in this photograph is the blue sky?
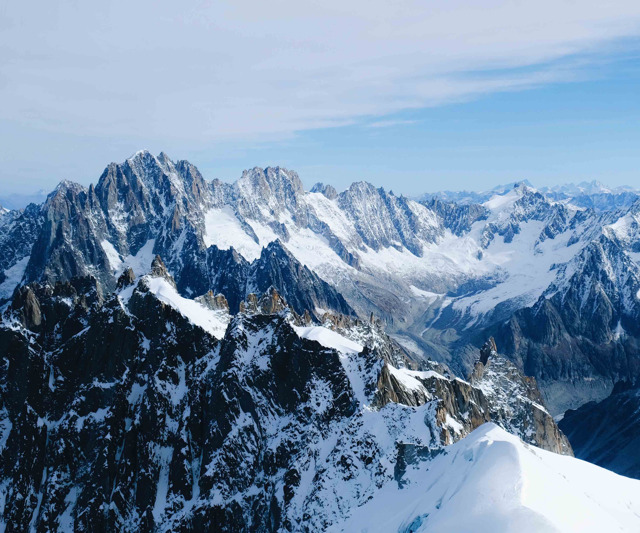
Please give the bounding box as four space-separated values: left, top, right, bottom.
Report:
1 1 640 196
199 58 640 195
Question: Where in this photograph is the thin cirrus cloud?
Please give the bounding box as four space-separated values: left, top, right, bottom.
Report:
366 119 419 129
1 0 640 187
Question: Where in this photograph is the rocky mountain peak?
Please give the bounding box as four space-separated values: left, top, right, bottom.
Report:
4 150 640 440
479 337 497 365
123 150 166 186
471 337 500 380
258 286 289 314
236 166 304 212
46 179 88 207
118 150 210 208
310 182 338 200
467 340 572 455
239 286 289 315
11 285 42 329
116 267 136 289
156 151 171 165
149 255 176 286
195 290 230 312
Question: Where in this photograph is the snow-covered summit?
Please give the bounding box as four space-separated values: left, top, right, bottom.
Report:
341 423 640 533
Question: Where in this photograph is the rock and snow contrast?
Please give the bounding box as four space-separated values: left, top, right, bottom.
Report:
1 150 639 531
0 265 578 531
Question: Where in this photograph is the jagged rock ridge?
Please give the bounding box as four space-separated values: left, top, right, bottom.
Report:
0 261 571 531
3 152 640 418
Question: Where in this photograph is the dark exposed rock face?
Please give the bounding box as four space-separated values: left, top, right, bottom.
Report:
479 337 497 366
372 336 571 454
337 181 442 256
0 153 353 322
1 282 217 531
195 290 229 312
0 276 572 531
423 197 488 236
150 254 175 285
0 279 390 531
239 286 289 315
248 241 353 318
184 240 355 318
310 182 338 200
117 267 136 289
476 185 575 249
559 381 640 479
3 153 639 419
0 203 42 280
374 362 492 445
2 152 634 529
8 152 212 296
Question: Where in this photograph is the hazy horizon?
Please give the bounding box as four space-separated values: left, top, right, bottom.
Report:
1 148 638 211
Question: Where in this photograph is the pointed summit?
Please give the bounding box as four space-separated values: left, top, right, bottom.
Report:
236 166 305 215
150 255 176 287
116 267 135 290
310 182 338 200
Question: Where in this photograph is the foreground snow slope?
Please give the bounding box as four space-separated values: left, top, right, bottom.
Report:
341 423 640 533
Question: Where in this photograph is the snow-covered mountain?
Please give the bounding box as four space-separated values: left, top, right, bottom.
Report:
540 180 640 211
418 180 535 205
424 179 640 212
1 151 640 530
2 151 640 416
0 259 570 531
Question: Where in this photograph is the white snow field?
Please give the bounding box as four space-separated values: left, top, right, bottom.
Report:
142 276 230 339
200 182 608 328
340 423 640 533
293 325 364 354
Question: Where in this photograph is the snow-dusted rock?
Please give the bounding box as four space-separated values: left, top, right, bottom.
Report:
0 273 573 531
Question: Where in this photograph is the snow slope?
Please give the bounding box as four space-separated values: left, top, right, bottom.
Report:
0 255 29 300
201 177 603 330
341 423 640 533
293 325 363 354
143 277 230 339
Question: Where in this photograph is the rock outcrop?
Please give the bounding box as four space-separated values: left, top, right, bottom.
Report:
469 340 573 456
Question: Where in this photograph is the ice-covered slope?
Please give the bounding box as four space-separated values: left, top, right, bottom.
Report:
0 152 625 335
201 175 598 334
341 423 640 533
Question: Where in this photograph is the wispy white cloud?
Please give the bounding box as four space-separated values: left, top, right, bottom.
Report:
366 119 418 129
1 1 640 150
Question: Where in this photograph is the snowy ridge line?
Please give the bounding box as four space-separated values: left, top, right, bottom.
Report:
339 423 640 533
3 150 640 342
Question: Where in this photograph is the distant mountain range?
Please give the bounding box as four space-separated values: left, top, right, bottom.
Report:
421 179 640 211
